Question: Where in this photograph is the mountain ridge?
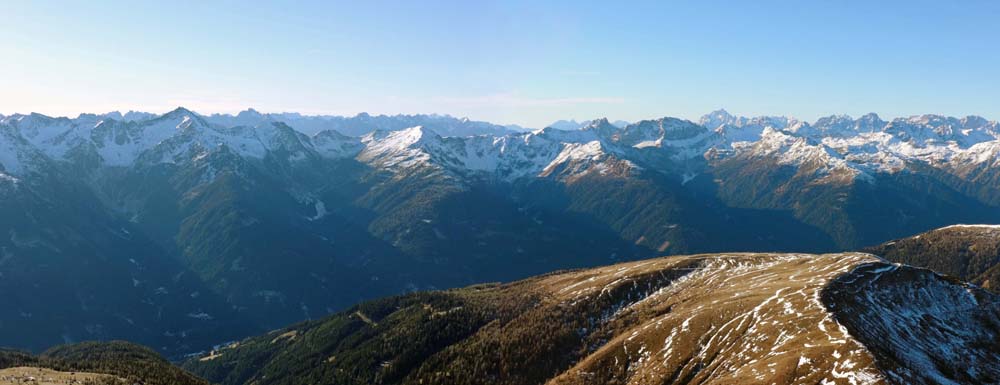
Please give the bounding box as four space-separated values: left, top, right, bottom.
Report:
864 224 1000 292
5 107 1000 185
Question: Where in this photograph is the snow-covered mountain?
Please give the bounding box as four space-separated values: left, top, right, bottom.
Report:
696 108 1000 179
5 107 999 187
5 107 1000 238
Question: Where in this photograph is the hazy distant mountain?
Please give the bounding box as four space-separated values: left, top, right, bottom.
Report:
546 119 587 130
3 107 1000 357
202 109 517 136
546 119 629 130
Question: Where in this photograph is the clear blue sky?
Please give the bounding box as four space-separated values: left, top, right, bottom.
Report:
2 0 998 127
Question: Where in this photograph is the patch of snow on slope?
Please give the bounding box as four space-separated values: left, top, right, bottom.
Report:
824 263 1000 384
937 224 1000 230
308 201 328 221
0 171 18 185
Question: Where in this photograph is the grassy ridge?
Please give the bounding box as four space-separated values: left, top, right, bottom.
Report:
864 225 1000 292
0 341 208 385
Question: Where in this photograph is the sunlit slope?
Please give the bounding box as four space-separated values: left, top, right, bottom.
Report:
185 252 1000 385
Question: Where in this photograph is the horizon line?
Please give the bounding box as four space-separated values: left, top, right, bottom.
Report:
2 106 998 129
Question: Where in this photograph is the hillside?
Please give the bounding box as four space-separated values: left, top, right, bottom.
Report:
183 253 1000 385
0 366 118 385
0 341 208 385
864 224 1000 292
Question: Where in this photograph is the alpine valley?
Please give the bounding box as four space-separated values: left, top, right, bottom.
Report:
2 106 1000 365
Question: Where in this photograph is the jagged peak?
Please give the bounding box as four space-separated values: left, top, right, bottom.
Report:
814 114 854 125
858 112 883 122
122 110 156 122
154 107 209 128
236 108 264 118
851 113 886 132
100 111 125 121
75 112 102 120
699 108 736 129
580 117 615 131
701 110 798 131
657 116 702 130
961 115 991 129
702 108 733 120
530 125 601 144
618 117 707 144
546 119 582 129
163 106 196 117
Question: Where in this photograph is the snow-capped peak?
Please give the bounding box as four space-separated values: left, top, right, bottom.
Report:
856 113 885 132
160 106 200 120
698 108 735 130
362 126 439 149
358 126 455 173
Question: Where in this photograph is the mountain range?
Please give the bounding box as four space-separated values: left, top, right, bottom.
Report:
2 107 1000 357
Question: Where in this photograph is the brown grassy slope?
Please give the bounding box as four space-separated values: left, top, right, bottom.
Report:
0 367 119 385
0 341 209 385
543 253 884 385
188 253 916 385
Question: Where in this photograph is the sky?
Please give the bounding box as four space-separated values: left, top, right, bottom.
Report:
1 0 999 128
